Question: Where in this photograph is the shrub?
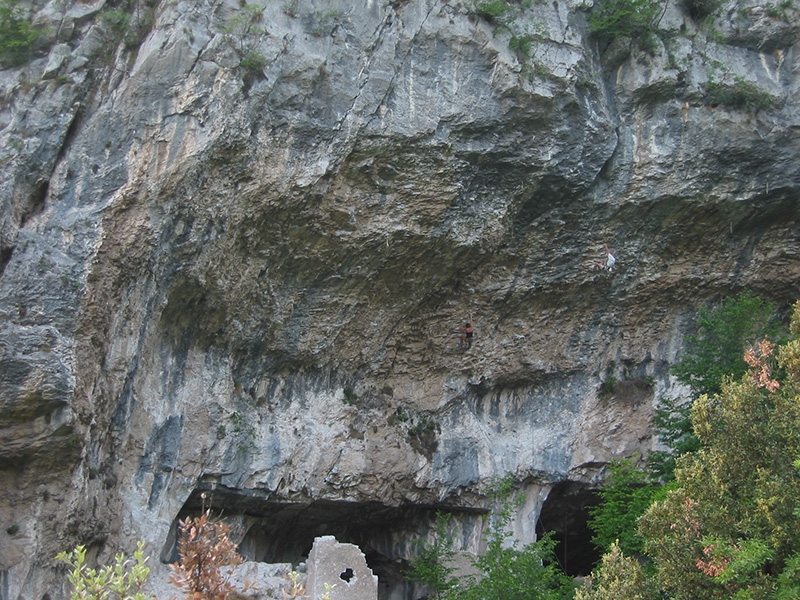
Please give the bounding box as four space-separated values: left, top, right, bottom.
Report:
342 386 357 405
680 0 722 20
472 0 511 21
647 396 701 480
451 478 575 600
588 0 660 50
0 0 43 68
587 458 669 557
238 50 267 76
408 417 440 457
598 375 616 399
97 2 154 51
56 541 151 600
575 541 659 600
704 78 776 111
672 291 783 397
282 571 306 599
169 510 244 600
407 512 459 599
575 542 661 600
306 9 343 37
509 35 533 59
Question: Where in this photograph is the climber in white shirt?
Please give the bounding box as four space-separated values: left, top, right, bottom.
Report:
592 244 616 271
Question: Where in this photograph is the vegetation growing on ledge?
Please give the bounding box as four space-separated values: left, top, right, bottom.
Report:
680 0 722 21
704 77 777 111
587 0 662 52
0 0 43 68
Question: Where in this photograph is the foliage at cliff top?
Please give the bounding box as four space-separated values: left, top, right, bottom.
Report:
587 0 661 49
0 0 43 67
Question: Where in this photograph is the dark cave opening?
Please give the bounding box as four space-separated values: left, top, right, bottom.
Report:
163 485 487 600
537 481 602 577
164 482 601 598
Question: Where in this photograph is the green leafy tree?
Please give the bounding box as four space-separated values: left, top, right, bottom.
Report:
450 479 575 600
574 541 658 600
56 541 151 600
672 291 782 398
587 458 669 557
407 512 459 599
638 302 800 599
646 396 702 481
651 292 782 481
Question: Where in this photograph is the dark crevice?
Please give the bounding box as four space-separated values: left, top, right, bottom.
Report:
20 179 49 227
55 105 84 165
0 246 13 279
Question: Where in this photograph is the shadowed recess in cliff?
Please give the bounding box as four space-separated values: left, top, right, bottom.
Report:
163 485 488 600
536 481 601 577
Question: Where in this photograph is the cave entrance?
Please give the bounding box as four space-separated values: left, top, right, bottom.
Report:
163 485 487 600
536 481 601 577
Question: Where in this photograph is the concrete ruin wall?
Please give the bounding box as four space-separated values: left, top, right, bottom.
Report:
305 536 378 600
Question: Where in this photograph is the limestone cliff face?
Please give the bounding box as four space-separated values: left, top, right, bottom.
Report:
1 0 799 597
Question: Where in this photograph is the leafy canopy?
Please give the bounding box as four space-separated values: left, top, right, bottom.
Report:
450 478 575 600
409 478 575 600
672 291 783 398
56 541 151 600
638 301 800 599
587 458 670 557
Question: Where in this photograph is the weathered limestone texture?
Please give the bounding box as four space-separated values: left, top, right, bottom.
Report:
0 0 799 597
306 537 378 600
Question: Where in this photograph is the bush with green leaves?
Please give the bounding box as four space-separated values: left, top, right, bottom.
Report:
0 0 43 68
646 395 701 480
574 541 658 600
587 458 669 557
56 541 151 600
652 291 782 479
672 291 783 398
454 479 574 600
472 0 512 21
407 480 575 599
639 306 800 598
407 512 459 599
96 0 154 51
705 77 776 111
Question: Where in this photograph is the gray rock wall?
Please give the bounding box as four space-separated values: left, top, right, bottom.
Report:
1 0 799 597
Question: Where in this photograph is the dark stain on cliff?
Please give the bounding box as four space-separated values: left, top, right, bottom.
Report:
137 414 185 510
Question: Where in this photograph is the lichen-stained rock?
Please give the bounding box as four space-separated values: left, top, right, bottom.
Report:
1 0 799 597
